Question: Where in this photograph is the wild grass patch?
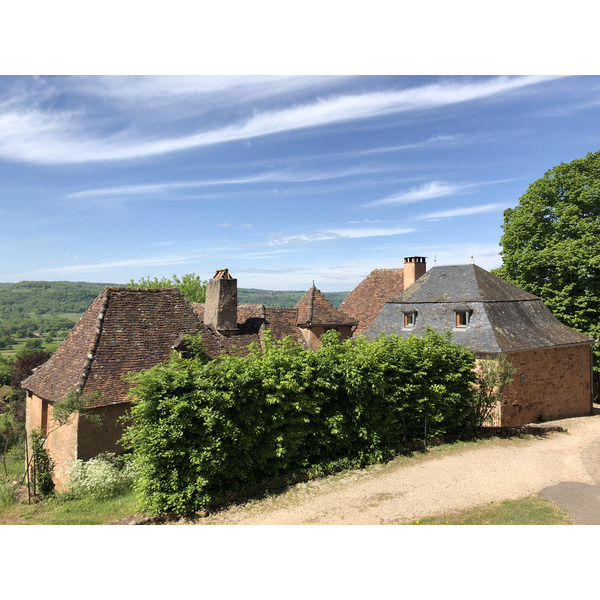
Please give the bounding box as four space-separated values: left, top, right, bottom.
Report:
411 496 572 525
0 489 140 525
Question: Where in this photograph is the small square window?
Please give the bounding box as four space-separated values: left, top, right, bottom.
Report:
455 311 469 328
403 312 416 328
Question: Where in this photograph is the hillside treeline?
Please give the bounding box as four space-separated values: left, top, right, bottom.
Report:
0 281 349 340
237 288 348 307
0 281 113 338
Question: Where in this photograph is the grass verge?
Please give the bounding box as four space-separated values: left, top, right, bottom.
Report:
411 496 573 525
0 490 140 525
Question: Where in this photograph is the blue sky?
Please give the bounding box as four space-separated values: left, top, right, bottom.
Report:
1 74 599 291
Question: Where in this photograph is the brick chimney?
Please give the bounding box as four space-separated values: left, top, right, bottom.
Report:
403 256 427 289
204 268 238 335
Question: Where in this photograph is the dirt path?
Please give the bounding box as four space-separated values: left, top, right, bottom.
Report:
199 412 600 525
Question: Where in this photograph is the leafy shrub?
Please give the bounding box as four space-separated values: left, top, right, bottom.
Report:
472 355 517 426
124 329 478 515
63 453 136 501
30 429 54 497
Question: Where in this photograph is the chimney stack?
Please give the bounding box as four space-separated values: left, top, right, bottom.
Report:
403 256 427 288
204 268 238 335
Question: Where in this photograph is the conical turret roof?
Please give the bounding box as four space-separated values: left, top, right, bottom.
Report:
295 285 356 326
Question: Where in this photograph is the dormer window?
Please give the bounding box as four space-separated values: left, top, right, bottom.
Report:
403 311 416 328
455 311 470 328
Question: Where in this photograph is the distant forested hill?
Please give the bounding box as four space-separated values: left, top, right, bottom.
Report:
0 281 116 337
237 288 348 308
0 281 350 338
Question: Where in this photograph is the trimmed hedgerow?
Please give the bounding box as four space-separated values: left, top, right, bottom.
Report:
123 329 477 515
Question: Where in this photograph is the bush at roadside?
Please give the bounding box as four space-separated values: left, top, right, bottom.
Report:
124 329 479 515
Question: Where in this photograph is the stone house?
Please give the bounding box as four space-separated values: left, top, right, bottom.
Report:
22 287 211 489
340 257 426 334
363 262 594 426
23 260 595 488
22 269 355 488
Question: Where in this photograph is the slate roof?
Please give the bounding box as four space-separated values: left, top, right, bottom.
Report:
363 264 592 353
22 288 216 408
392 264 538 303
295 286 357 327
340 268 405 334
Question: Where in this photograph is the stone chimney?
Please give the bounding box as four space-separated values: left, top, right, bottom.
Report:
403 256 427 289
204 268 238 335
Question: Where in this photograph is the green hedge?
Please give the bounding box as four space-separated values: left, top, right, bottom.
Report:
123 329 477 514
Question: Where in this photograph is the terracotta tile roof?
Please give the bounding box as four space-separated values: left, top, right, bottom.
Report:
192 303 205 321
295 285 357 326
340 268 404 334
22 289 110 405
22 288 209 408
24 284 359 411
194 302 304 349
237 304 267 322
264 307 304 344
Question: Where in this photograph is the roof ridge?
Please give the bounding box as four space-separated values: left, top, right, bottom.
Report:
76 288 109 394
308 285 315 322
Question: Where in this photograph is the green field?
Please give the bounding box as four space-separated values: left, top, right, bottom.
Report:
0 335 65 359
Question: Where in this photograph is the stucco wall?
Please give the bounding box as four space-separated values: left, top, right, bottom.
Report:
26 393 79 492
26 396 132 490
77 402 131 461
25 392 42 439
500 344 592 426
299 324 354 350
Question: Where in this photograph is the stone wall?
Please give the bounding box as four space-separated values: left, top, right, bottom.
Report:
500 344 592 426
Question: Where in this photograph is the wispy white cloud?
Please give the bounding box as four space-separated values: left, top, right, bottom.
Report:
348 218 384 225
366 177 525 208
366 181 476 207
72 75 343 108
333 226 415 238
267 224 415 246
34 254 195 275
0 75 561 165
423 243 503 272
66 165 391 199
416 203 506 220
345 134 464 157
67 173 281 199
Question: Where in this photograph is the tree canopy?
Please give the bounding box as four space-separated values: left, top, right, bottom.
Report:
127 273 207 304
10 351 51 389
496 150 600 370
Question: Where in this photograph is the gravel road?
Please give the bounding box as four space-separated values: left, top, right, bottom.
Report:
198 410 600 525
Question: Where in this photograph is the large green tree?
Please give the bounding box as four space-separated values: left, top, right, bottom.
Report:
495 150 600 375
127 273 207 304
